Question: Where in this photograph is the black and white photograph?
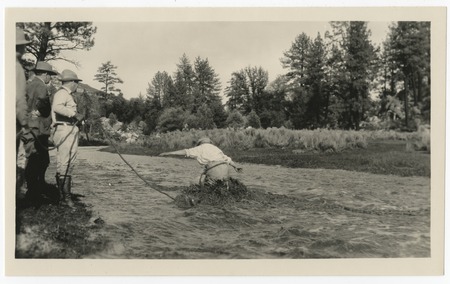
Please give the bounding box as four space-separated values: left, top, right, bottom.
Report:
2 3 447 279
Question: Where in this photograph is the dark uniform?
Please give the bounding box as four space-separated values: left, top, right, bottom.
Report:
24 76 53 199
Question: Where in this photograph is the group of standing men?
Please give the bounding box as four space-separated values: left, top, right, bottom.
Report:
16 27 85 208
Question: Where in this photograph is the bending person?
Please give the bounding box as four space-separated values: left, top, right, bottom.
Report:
159 137 243 186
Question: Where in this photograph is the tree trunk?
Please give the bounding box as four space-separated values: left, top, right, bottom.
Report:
37 22 51 61
418 72 423 103
404 78 409 127
412 73 418 106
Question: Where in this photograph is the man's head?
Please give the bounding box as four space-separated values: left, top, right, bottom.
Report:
59 69 82 92
16 28 30 59
196 137 212 146
33 61 57 84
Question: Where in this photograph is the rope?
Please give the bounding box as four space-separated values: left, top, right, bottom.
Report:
99 125 176 201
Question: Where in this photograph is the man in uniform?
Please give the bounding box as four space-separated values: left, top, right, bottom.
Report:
16 27 31 196
52 69 84 207
24 61 58 202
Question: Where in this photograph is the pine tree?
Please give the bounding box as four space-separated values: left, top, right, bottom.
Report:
94 61 124 95
304 33 327 128
192 56 222 111
172 54 195 111
224 66 269 115
388 22 430 127
225 70 249 112
147 71 175 108
343 21 377 130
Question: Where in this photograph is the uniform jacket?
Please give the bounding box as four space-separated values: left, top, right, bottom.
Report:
52 86 77 125
16 59 29 131
26 76 52 136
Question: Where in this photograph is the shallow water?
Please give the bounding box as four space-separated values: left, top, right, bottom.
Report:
47 146 430 259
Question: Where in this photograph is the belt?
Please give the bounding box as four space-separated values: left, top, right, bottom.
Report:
204 161 228 173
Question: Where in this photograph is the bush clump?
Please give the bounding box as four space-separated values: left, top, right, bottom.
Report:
176 178 252 207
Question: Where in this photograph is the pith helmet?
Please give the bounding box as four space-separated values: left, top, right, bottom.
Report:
33 61 58 75
16 28 31 45
59 69 82 82
196 137 212 146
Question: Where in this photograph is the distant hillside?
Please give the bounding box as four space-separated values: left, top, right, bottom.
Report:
78 83 105 95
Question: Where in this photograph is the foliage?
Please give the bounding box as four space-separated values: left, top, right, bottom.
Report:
172 54 195 110
225 66 269 115
108 113 118 127
62 21 430 137
383 22 431 128
146 71 174 108
94 61 124 95
192 57 222 109
246 110 261 129
186 103 217 130
157 107 189 133
18 22 96 65
139 128 369 152
226 110 245 129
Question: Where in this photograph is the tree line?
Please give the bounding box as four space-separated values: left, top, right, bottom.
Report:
19 21 430 136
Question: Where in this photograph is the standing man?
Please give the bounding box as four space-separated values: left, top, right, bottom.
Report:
52 69 84 207
16 27 31 195
24 62 58 202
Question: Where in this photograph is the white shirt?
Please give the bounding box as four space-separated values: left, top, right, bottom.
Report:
51 85 77 124
185 143 232 166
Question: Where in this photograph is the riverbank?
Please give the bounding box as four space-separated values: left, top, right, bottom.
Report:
15 178 109 258
100 139 430 177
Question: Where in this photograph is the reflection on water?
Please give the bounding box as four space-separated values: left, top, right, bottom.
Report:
48 147 430 259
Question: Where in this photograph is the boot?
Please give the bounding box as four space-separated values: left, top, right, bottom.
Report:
58 175 74 208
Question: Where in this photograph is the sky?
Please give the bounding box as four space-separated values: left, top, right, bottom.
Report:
49 21 391 100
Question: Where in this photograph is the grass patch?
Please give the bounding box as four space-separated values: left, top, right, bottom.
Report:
227 140 429 177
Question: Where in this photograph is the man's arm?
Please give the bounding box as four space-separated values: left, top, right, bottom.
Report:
16 63 29 127
159 149 187 157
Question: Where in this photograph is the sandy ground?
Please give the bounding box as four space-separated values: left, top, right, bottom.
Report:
40 146 430 259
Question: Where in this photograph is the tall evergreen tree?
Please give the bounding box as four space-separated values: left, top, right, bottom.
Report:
225 70 249 113
94 61 124 95
192 56 222 111
342 21 377 130
282 32 330 129
173 54 195 110
388 22 431 127
147 71 175 108
304 33 327 128
224 66 268 115
244 66 269 114
281 33 311 89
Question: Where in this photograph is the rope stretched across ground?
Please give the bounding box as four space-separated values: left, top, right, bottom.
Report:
99 125 176 201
